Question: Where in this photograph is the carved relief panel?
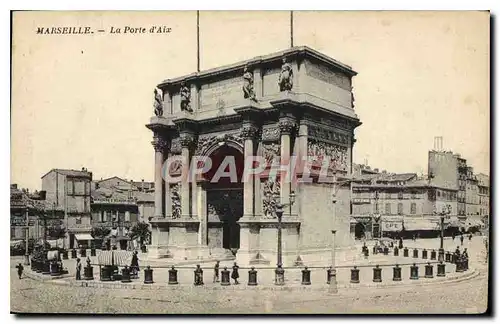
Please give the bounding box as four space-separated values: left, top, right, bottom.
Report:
261 179 281 218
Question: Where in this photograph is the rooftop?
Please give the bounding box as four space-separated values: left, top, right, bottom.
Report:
41 168 92 179
158 46 357 88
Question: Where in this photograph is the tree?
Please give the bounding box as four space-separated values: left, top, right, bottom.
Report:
47 226 66 248
128 222 151 248
91 225 111 248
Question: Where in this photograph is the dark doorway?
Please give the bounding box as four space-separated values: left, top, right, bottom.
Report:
354 222 365 240
204 144 244 254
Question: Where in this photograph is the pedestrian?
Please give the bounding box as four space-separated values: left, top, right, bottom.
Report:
16 263 24 279
452 233 455 241
213 260 220 283
469 233 473 241
76 258 82 280
460 235 464 246
131 251 139 278
413 234 416 242
231 262 239 285
398 237 403 249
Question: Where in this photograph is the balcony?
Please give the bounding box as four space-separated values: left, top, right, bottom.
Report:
91 221 134 228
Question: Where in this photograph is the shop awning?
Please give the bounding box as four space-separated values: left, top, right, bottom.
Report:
404 221 440 231
10 240 23 247
75 233 94 241
97 250 133 266
382 221 403 232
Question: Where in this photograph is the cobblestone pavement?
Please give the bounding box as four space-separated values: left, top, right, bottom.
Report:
10 236 488 314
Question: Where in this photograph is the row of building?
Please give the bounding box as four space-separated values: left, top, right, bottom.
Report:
11 150 490 248
349 149 490 240
10 168 155 250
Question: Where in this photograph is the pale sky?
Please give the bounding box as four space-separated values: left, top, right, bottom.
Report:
11 11 490 190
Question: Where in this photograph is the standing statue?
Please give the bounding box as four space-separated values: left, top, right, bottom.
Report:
242 65 256 101
154 88 163 117
278 56 293 92
180 82 193 112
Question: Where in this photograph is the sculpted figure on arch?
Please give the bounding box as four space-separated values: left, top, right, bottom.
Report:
278 56 293 92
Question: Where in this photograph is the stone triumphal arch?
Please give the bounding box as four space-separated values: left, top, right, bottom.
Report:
146 46 361 266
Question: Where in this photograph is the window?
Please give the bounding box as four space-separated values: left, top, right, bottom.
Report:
76 217 82 225
103 211 108 222
375 202 379 213
397 203 403 215
411 203 416 214
67 180 73 195
385 203 391 215
437 191 441 198
411 192 417 199
125 211 130 222
398 192 403 200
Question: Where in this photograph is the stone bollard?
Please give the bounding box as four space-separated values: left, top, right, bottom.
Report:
168 266 178 285
144 266 154 284
62 250 68 260
301 267 311 285
430 250 436 260
455 258 464 273
403 247 409 257
425 263 433 278
394 247 399 256
274 266 285 286
50 261 61 276
30 259 34 272
194 265 204 286
121 266 132 283
71 249 77 259
90 248 96 257
393 264 402 281
248 267 258 286
413 248 419 258
373 265 382 283
100 266 112 281
221 267 230 286
422 249 428 259
445 252 451 263
81 248 87 258
35 259 42 273
437 262 446 277
410 263 419 280
42 260 51 275
350 266 360 284
383 246 389 255
84 264 94 280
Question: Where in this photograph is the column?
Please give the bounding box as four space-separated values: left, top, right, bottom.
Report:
152 135 166 217
241 123 258 217
253 67 263 98
197 183 207 245
179 133 194 218
164 152 172 217
278 117 296 214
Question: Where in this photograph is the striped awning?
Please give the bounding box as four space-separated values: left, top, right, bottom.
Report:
97 250 133 266
404 221 440 231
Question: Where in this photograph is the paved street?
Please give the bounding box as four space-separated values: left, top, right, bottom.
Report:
10 236 488 314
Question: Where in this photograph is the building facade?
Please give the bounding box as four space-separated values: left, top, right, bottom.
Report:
41 168 93 248
146 46 361 266
351 174 458 240
476 173 490 218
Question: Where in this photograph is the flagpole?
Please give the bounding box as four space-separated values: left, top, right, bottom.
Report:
197 10 200 72
290 11 294 48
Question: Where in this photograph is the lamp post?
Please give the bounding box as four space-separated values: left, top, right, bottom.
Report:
436 204 452 262
24 207 30 265
273 191 296 285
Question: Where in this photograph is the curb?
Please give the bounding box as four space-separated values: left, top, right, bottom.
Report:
25 267 478 292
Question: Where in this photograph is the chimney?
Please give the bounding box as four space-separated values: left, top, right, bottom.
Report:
142 179 145 192
374 168 379 172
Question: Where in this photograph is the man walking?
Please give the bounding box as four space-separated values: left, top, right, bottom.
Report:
460 234 464 246
213 261 220 283
76 258 82 280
